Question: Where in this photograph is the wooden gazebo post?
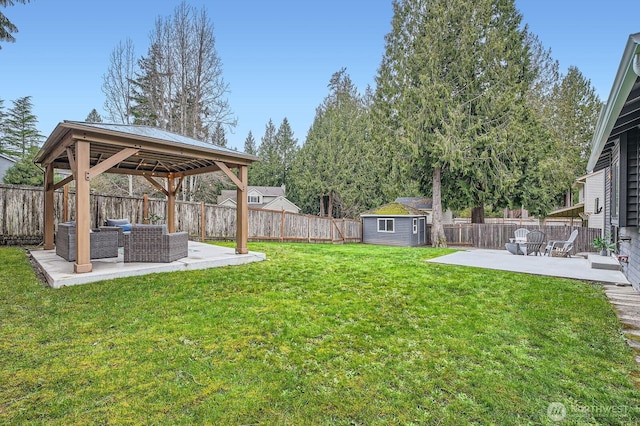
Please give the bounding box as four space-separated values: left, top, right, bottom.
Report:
43 164 55 250
74 140 92 273
167 174 176 233
236 165 248 254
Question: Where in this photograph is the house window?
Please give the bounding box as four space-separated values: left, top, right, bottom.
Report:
378 218 394 233
412 218 418 234
248 195 260 204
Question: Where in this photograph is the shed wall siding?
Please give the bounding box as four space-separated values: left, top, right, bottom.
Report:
362 216 424 246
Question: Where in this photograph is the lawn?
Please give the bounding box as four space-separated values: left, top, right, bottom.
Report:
1 243 639 425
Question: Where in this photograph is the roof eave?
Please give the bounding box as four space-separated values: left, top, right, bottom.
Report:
587 33 640 172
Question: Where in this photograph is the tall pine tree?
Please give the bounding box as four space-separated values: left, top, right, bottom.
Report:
85 108 103 123
374 0 536 245
291 69 376 217
243 130 257 155
5 95 42 158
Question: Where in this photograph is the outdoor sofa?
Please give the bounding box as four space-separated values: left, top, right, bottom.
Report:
123 224 188 263
55 222 119 262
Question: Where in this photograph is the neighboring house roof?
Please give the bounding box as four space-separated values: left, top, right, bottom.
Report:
217 186 299 212
588 33 640 172
262 196 301 212
361 202 425 217
0 153 18 163
218 185 286 204
395 197 434 211
251 186 286 197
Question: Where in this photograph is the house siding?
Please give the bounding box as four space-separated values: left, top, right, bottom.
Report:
362 216 424 246
625 128 639 226
605 165 611 237
586 170 605 232
619 129 640 290
0 156 15 181
619 227 640 291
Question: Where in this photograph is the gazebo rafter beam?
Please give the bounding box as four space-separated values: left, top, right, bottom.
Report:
86 147 140 180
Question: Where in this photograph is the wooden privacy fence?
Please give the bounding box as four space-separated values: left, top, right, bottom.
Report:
0 184 361 245
442 223 601 253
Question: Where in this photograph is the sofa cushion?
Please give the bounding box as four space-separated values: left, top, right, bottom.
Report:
106 218 132 231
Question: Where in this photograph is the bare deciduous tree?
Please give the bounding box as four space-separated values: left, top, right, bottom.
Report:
102 38 137 125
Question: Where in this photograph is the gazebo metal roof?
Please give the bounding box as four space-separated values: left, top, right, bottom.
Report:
35 121 258 178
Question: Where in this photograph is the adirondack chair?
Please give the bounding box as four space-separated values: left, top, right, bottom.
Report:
513 228 530 243
544 229 579 257
522 230 545 256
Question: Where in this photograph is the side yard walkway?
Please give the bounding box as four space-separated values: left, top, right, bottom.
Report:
604 285 640 365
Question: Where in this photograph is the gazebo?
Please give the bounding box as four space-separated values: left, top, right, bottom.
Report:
34 121 259 274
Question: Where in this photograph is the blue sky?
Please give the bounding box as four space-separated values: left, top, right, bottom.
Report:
1 0 638 151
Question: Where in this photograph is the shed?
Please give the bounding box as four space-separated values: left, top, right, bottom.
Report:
360 202 428 246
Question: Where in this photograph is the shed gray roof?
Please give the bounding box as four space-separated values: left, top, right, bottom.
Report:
361 202 425 217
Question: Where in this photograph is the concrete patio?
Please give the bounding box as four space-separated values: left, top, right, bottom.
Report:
30 241 266 289
427 248 630 285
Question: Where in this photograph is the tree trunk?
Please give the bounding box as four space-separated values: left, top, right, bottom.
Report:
471 205 485 224
431 167 447 247
320 196 325 217
328 192 334 218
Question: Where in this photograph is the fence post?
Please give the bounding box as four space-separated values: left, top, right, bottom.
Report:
143 194 149 223
63 185 69 222
308 215 311 243
200 201 205 242
280 210 285 242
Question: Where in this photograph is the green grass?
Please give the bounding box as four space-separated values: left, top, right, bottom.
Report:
1 243 639 425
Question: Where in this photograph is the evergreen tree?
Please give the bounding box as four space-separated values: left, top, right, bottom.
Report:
290 69 375 217
85 108 103 123
274 118 298 190
0 0 29 48
243 130 257 155
5 96 43 158
3 146 42 186
0 98 8 155
548 66 601 193
211 122 227 147
251 119 279 186
374 0 535 244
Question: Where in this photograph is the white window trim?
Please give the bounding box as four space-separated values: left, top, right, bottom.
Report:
412 218 418 234
377 218 395 233
248 195 261 204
